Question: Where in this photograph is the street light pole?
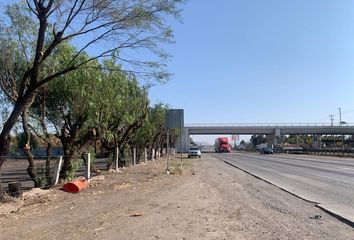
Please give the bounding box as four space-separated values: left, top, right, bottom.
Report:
329 114 335 147
339 107 344 148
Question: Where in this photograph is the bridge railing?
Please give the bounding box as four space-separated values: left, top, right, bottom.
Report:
275 148 354 157
185 122 354 127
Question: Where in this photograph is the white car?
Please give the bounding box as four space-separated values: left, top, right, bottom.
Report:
188 147 201 158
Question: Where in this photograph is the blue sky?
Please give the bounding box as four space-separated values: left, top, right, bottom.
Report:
2 0 354 144
149 0 354 129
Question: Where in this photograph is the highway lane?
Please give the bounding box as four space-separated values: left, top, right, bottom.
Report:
209 152 354 224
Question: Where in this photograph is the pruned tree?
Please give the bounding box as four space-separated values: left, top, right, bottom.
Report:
128 103 178 162
94 61 150 169
0 0 184 199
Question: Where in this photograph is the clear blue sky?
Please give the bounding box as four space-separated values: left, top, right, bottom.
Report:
149 0 354 128
3 1 354 144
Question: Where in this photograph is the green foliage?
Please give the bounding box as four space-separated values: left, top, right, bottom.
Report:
92 60 150 148
65 158 83 181
34 166 48 188
129 103 178 152
250 135 267 146
106 152 114 166
0 1 186 181
86 146 96 164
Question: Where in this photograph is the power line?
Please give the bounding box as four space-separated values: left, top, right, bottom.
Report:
342 109 354 114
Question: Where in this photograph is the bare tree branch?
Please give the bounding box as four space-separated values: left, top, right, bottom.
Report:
26 0 38 16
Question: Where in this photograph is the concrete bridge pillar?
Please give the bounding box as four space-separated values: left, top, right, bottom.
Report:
313 135 322 149
266 135 278 146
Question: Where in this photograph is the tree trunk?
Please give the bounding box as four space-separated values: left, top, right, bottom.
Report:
81 153 98 175
45 142 53 187
101 140 115 170
22 111 41 187
0 92 36 167
59 141 75 180
106 143 120 170
23 145 41 187
106 156 114 170
0 91 36 200
0 135 11 201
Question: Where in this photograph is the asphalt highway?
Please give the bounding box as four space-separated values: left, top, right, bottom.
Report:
210 151 354 224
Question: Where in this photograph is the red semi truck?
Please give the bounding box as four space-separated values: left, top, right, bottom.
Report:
214 137 231 153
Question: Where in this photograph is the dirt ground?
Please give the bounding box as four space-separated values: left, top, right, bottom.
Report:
0 154 353 240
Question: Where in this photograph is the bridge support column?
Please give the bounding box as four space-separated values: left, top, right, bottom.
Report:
266 135 278 147
313 135 321 149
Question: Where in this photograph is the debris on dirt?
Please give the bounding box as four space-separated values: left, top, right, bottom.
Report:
113 182 131 190
108 169 122 173
91 191 104 195
0 188 52 216
94 227 105 232
0 200 22 216
89 175 105 182
23 188 51 199
130 212 144 217
310 215 322 220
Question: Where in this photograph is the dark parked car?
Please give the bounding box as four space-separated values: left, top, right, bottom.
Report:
260 147 273 154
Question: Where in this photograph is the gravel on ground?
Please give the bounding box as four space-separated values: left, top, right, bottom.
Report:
0 154 353 240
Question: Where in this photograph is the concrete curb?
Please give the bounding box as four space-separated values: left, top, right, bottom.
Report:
314 205 354 228
221 159 354 228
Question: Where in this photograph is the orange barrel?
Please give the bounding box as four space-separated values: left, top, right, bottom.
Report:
63 178 88 193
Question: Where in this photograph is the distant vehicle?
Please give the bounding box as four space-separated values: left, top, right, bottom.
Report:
238 145 246 150
260 147 274 154
256 143 268 151
215 137 231 153
188 147 201 158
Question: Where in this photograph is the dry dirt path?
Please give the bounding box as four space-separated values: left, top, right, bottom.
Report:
0 154 353 240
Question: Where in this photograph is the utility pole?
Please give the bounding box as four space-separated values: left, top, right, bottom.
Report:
329 114 335 148
338 107 344 148
338 107 342 126
329 114 334 126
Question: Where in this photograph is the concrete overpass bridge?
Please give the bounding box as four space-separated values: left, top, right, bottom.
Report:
178 123 354 151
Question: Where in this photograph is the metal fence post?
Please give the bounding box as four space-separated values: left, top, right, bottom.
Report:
133 148 136 166
85 153 91 179
53 156 63 185
115 147 119 172
144 148 147 163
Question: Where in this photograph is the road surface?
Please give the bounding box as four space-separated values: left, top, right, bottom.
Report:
211 151 354 225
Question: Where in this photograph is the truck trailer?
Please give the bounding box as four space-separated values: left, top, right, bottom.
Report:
215 137 231 153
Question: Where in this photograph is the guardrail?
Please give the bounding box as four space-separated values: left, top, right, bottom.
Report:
276 148 354 157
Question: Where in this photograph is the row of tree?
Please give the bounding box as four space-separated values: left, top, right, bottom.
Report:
3 43 179 188
0 0 185 200
249 134 354 148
